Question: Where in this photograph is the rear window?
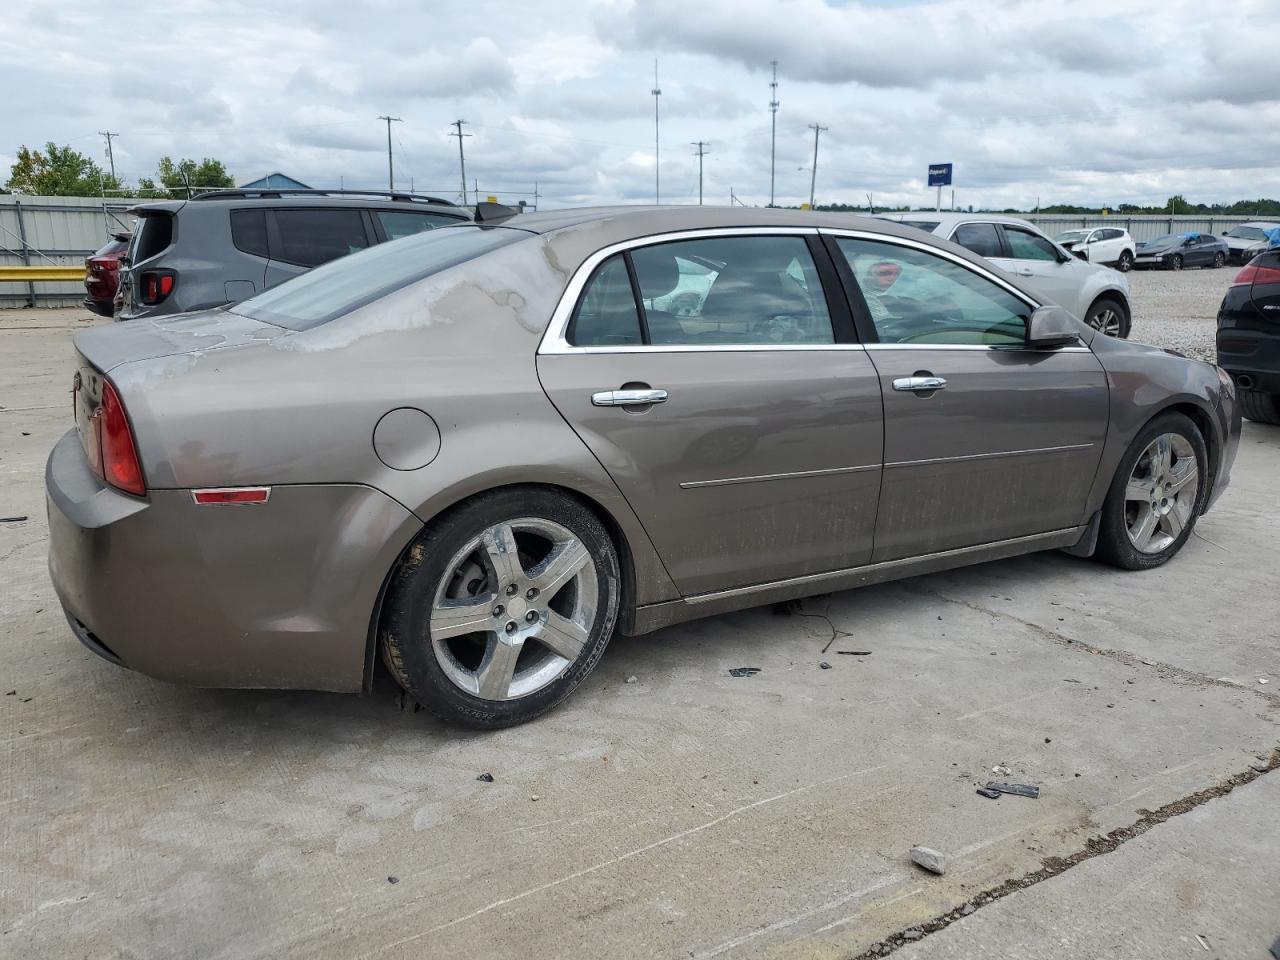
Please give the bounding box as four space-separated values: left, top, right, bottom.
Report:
129 213 173 263
230 226 525 331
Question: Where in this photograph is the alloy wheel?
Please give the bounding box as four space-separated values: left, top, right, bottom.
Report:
1088 306 1123 337
429 518 597 701
1123 433 1198 554
1171 254 1183 270
1118 251 1133 272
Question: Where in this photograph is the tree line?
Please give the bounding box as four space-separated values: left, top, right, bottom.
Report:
3 142 234 198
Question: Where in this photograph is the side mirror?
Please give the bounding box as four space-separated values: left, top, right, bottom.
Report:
1027 305 1081 349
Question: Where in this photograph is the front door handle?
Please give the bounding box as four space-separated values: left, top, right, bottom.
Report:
892 376 947 392
591 388 669 407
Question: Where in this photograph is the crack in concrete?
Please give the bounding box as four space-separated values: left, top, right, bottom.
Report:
851 750 1280 959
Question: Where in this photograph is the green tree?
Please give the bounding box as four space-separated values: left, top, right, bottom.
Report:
5 142 125 196
154 156 234 196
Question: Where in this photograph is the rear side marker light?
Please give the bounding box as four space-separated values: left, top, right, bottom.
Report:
192 487 271 505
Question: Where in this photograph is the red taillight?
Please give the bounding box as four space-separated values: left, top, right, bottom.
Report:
139 270 175 304
1231 263 1280 287
99 381 146 496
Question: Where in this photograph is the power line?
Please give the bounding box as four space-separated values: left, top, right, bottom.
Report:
98 131 119 181
808 123 828 208
768 61 779 207
376 115 402 190
651 59 661 204
691 141 710 205
450 120 472 206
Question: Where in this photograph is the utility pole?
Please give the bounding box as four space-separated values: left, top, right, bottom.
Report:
532 181 541 211
807 124 827 209
98 131 119 181
651 59 661 204
866 192 875 215
768 61 779 207
376 115 402 190
450 120 472 205
691 141 710 205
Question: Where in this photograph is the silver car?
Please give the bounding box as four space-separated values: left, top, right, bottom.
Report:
46 207 1239 728
884 212 1133 337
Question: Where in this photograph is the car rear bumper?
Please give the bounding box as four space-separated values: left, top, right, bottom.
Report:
1217 330 1280 393
82 297 114 318
46 429 420 692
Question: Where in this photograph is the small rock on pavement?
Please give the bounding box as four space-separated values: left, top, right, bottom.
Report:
991 765 1011 776
902 929 923 941
960 903 976 916
909 846 947 875
476 772 495 782
819 661 832 670
625 675 638 684
386 876 399 884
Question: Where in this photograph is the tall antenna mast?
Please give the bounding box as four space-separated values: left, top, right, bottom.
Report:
376 115 402 190
450 119 472 205
651 59 662 204
769 62 779 207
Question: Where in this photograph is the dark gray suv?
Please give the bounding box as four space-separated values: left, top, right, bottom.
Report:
117 190 471 321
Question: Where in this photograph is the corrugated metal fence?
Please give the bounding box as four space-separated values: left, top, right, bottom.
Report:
0 195 135 307
1023 213 1257 243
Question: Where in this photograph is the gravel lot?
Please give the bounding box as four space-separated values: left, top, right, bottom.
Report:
1126 264 1235 362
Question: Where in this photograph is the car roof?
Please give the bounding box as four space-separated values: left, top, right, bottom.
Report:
1240 220 1280 228
889 211 1044 230
494 204 924 237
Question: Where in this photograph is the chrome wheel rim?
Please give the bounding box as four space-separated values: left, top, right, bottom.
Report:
1088 306 1122 336
1124 433 1198 554
1118 252 1132 272
430 518 597 701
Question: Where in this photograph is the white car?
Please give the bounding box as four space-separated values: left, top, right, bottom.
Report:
1221 221 1280 265
881 213 1133 338
1054 227 1136 272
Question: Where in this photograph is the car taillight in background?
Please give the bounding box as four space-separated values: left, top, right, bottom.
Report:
77 378 146 496
1230 262 1280 287
87 256 120 275
138 270 176 305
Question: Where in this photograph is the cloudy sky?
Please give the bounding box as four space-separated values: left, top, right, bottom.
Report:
4 0 1278 210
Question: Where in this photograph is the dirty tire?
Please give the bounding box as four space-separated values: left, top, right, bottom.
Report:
1212 251 1225 268
1095 411 1208 571
380 487 620 728
1240 390 1280 425
1117 250 1133 272
1085 296 1130 338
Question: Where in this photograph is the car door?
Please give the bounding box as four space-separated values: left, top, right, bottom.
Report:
999 225 1084 309
537 230 884 597
264 207 373 289
826 230 1108 562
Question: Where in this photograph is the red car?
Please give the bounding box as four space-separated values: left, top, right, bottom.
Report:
82 232 130 317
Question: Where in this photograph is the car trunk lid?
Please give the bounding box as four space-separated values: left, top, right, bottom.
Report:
73 308 286 373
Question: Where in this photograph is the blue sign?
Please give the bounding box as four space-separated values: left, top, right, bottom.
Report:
928 163 953 187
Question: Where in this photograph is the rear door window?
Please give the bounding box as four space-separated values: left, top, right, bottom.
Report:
376 211 463 240
568 255 643 346
271 209 370 267
230 209 269 258
129 213 173 264
951 223 1003 258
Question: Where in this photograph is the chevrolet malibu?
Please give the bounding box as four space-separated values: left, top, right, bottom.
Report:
47 207 1241 727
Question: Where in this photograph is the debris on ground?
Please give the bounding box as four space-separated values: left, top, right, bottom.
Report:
476 772 494 783
908 846 947 875
530 794 541 802
902 929 923 941
625 675 638 684
991 765 1011 776
728 667 761 677
4 690 14 696
387 876 399 885
1195 934 1210 952
836 650 872 656
0 516 29 523
984 782 1040 799
819 661 832 670
1249 762 1268 774
1259 678 1270 685
960 903 976 916
975 786 1002 799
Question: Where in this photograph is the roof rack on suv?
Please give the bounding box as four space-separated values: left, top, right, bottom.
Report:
191 188 458 206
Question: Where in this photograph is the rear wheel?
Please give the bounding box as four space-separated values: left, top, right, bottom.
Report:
1117 250 1134 272
1240 389 1280 425
1085 297 1129 338
1213 251 1226 268
1095 412 1207 570
380 488 621 728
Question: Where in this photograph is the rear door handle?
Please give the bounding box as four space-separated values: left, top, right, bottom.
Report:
892 376 947 392
591 388 669 406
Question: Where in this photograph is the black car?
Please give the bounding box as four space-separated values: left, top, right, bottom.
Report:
117 189 472 321
1133 232 1229 270
1217 249 1280 423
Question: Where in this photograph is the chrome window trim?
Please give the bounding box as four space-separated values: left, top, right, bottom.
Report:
538 227 824 355
865 343 1091 353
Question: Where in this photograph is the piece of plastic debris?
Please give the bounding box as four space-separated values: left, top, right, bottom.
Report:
985 782 1040 799
975 787 1002 799
819 661 832 670
728 667 761 677
1259 678 1270 685
625 675 638 684
908 846 947 875
387 876 399 885
836 650 872 656
991 765 1011 776
476 772 494 783
1195 934 1209 952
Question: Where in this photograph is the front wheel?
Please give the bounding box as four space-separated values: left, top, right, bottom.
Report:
1085 297 1129 338
1095 412 1208 570
1213 251 1225 268
1170 254 1184 270
1117 250 1134 272
380 487 621 728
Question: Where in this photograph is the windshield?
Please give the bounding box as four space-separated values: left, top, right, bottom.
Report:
1142 234 1182 246
1055 230 1090 243
231 225 526 331
1225 226 1268 240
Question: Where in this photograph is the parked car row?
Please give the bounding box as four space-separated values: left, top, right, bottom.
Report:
48 205 1242 727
